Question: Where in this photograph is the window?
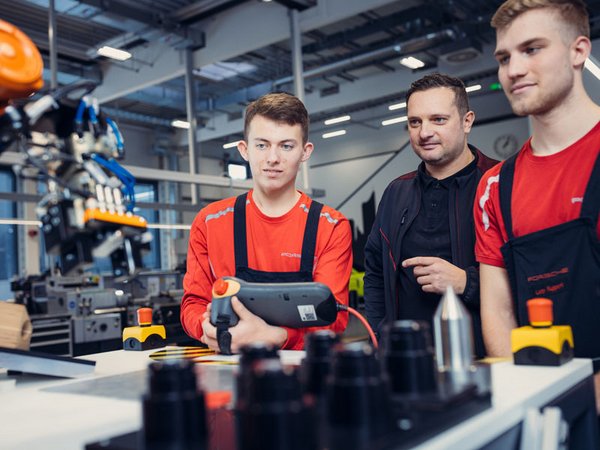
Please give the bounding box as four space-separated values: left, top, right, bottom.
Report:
0 168 18 300
134 181 161 270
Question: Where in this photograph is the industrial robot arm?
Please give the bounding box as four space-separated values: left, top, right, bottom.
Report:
0 19 150 277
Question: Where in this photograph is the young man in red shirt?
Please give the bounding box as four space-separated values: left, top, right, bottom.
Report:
181 92 352 353
475 0 600 410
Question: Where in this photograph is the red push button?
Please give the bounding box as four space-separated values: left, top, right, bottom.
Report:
214 278 229 296
137 307 153 326
527 298 553 327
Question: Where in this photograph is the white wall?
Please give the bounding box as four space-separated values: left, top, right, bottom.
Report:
118 123 163 169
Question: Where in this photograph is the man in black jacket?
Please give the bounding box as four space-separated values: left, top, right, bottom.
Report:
364 73 498 357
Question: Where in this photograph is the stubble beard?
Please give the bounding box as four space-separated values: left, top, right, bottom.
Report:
508 73 574 117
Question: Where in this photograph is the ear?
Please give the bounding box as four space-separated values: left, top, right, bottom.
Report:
571 35 591 69
301 141 314 162
463 110 475 134
237 140 249 161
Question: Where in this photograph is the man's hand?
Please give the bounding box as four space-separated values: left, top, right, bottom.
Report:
402 256 466 295
200 297 288 354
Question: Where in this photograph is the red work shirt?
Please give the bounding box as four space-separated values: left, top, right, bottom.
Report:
475 121 600 267
181 190 352 350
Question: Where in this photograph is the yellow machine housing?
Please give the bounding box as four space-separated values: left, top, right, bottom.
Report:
123 323 166 351
511 325 574 366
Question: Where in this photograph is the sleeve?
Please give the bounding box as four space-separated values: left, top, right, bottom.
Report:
363 188 389 332
281 215 353 350
474 165 507 268
180 210 214 341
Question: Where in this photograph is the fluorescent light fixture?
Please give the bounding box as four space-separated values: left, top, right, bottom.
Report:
0 219 41 226
388 101 406 111
400 56 425 69
324 115 351 125
585 58 600 80
171 119 190 129
146 223 192 230
193 62 256 82
382 116 408 126
228 163 248 180
466 84 482 93
97 46 132 61
223 141 240 149
322 130 347 139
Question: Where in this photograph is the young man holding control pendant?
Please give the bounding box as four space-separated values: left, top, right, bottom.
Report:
181 92 352 354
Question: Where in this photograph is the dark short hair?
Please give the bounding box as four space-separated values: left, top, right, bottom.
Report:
491 0 589 39
406 73 470 117
243 92 309 144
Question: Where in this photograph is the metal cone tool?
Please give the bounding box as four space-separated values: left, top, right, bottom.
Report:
433 286 474 387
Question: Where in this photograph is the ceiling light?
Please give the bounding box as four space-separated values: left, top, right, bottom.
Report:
465 84 482 93
324 115 351 125
585 58 600 80
223 141 240 149
382 116 408 126
171 119 190 129
388 102 406 111
97 46 132 61
0 219 41 226
193 62 256 82
322 130 347 139
400 56 425 69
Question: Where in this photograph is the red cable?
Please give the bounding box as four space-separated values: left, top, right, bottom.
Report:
345 306 378 349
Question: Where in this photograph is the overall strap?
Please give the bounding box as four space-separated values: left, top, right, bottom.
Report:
233 193 249 269
299 200 324 273
580 151 600 225
499 153 519 241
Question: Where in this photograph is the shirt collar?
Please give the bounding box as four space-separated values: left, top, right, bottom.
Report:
417 147 478 189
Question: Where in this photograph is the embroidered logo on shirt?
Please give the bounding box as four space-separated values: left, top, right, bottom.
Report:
571 197 583 204
281 252 301 258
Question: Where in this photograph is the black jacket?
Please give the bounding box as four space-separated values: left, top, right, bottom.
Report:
364 145 498 357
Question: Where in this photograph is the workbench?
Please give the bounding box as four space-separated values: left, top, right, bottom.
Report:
0 349 597 450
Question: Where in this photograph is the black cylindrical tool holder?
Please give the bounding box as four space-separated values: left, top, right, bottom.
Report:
300 330 339 397
300 330 339 450
236 342 279 407
142 359 208 450
326 342 392 450
382 320 436 396
236 358 314 450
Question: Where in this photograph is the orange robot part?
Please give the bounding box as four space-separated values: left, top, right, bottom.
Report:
0 19 44 113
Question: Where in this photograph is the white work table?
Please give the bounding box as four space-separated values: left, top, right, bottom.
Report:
0 350 596 450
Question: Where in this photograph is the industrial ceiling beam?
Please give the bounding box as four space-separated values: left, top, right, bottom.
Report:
76 0 205 49
93 0 401 104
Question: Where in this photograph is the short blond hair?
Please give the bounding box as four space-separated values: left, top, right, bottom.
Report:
491 0 589 39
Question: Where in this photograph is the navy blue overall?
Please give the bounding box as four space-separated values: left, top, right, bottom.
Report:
498 152 600 361
215 192 323 354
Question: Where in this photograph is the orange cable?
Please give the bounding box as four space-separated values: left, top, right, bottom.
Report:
345 306 378 349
